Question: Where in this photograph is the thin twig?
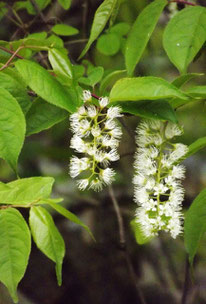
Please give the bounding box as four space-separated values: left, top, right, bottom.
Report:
169 0 196 6
0 46 23 71
30 0 50 29
108 185 147 304
0 46 24 59
64 39 88 45
181 258 191 304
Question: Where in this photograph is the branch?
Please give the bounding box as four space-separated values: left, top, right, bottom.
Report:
169 0 197 6
108 185 147 304
0 46 24 71
0 46 24 59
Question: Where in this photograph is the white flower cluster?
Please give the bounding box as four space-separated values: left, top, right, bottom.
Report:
133 119 188 239
69 90 122 191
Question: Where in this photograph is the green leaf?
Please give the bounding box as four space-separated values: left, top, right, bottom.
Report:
186 86 206 98
0 71 31 114
0 177 54 205
52 24 79 36
171 73 204 88
79 66 104 87
0 88 25 172
116 99 177 123
184 188 206 264
185 137 206 159
33 0 51 11
47 34 64 48
110 77 188 103
130 219 153 245
46 201 94 240
48 48 73 79
163 6 206 74
57 0 71 10
15 59 78 113
110 22 130 36
100 69 126 94
13 1 36 15
29 206 65 285
0 208 31 303
26 98 68 136
96 33 120 56
79 0 117 59
125 0 167 76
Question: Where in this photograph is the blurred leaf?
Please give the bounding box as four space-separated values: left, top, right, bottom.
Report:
26 98 68 136
13 1 36 15
0 71 31 114
96 33 120 56
15 59 78 113
48 48 73 78
100 69 127 94
186 86 206 98
130 219 153 245
0 88 25 172
0 177 55 205
163 6 206 74
79 0 117 59
184 188 206 264
172 73 204 88
52 24 79 36
47 201 95 240
79 66 104 87
125 0 167 76
185 137 206 159
34 0 51 10
29 206 65 285
26 31 47 40
110 22 130 36
47 34 64 48
57 0 71 10
0 1 8 20
0 208 31 303
110 77 188 103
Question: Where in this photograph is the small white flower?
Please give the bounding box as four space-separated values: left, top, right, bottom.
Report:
77 179 89 190
105 119 116 130
70 135 87 153
78 106 86 115
170 143 188 162
69 156 90 178
101 168 115 185
99 97 109 108
107 106 122 119
154 183 168 195
91 126 101 137
83 90 92 102
165 122 183 139
171 165 185 179
106 149 120 162
89 178 103 191
109 126 122 139
87 105 97 118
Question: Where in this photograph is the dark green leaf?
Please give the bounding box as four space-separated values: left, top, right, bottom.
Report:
52 24 79 36
0 88 25 172
163 6 206 74
0 208 31 303
185 137 206 159
184 188 206 264
130 219 153 245
79 66 104 87
110 77 188 103
96 33 120 56
48 48 73 78
79 0 117 59
26 98 68 136
15 59 78 113
125 0 167 76
29 206 65 285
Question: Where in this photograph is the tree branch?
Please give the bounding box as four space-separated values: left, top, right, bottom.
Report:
0 46 24 71
108 185 147 304
0 46 24 59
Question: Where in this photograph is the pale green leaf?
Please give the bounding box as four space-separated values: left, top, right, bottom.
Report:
15 59 78 113
26 98 68 136
163 6 206 74
130 219 153 245
110 22 130 36
47 201 94 240
186 86 206 98
96 33 120 56
184 188 206 264
0 208 31 303
79 0 117 59
57 0 71 10
171 73 204 88
52 24 79 36
109 77 188 103
125 0 167 76
48 48 73 78
0 88 25 172
29 206 65 285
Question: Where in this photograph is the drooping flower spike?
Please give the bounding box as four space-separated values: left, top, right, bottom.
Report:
69 90 122 191
133 119 188 239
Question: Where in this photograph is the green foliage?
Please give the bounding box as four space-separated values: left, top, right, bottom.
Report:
29 206 65 285
125 0 167 76
79 0 118 59
52 24 79 36
0 88 25 173
130 219 153 245
185 137 206 159
0 208 31 303
48 48 73 79
184 188 206 264
163 6 206 74
97 33 120 56
57 0 71 10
